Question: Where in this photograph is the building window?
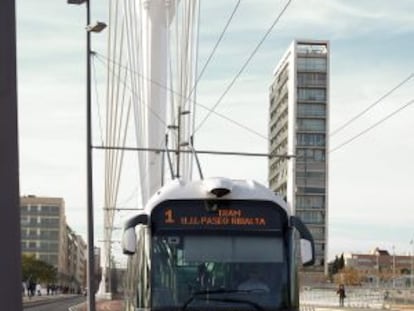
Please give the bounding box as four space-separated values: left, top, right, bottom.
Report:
50 230 59 239
41 205 60 214
297 44 327 55
309 227 324 240
314 150 324 161
297 148 326 161
297 133 325 146
296 171 325 180
297 211 324 224
297 57 327 72
297 187 325 194
297 103 325 117
49 255 58 266
297 88 326 101
296 170 325 188
29 229 37 237
21 216 30 226
296 195 325 209
41 217 59 226
297 72 326 86
297 119 325 131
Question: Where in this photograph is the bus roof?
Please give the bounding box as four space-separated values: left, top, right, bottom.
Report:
144 177 291 215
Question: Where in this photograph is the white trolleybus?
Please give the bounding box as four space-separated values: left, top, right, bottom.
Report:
122 177 315 311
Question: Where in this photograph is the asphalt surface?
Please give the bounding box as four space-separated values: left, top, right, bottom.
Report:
23 295 85 311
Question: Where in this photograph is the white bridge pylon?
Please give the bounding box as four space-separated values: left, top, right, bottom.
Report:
98 0 200 297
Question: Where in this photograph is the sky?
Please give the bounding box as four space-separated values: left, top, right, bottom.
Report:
16 0 414 264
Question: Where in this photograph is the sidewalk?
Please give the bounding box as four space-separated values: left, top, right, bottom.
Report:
306 304 414 311
70 299 124 311
23 294 78 306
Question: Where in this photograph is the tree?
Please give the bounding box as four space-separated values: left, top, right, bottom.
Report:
339 253 345 270
22 254 57 283
332 256 339 274
336 267 361 285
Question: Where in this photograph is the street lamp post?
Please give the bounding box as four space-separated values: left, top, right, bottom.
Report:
68 1 106 310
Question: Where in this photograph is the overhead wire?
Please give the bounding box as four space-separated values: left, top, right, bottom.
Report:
95 52 269 207
192 0 202 140
105 0 124 218
122 0 144 206
99 2 414 271
95 55 167 124
164 0 242 180
330 97 414 153
166 1 201 180
107 22 126 210
96 51 269 207
184 0 241 110
94 52 268 141
102 0 146 280
103 0 143 270
100 1 289 220
100 4 414 191
107 15 127 218
192 0 293 135
102 0 119 282
103 0 116 271
91 54 105 146
330 72 414 137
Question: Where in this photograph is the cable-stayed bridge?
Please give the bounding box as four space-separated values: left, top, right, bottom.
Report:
97 0 200 296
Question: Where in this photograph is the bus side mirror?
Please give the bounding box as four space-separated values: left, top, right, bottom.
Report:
291 216 315 266
122 214 149 255
122 228 137 255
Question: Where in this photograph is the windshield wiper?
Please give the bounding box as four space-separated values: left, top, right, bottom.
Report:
182 289 265 310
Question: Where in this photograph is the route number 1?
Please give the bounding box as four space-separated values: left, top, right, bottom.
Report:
164 209 175 224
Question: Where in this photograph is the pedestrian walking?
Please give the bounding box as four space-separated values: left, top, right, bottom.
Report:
336 283 346 307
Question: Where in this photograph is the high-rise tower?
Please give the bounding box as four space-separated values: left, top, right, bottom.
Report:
269 40 329 271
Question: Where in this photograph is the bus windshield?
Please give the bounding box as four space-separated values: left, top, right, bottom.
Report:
151 234 289 310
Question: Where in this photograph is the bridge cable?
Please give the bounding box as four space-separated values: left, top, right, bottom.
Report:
192 0 293 135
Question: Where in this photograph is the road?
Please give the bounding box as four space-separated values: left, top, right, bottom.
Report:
24 296 85 311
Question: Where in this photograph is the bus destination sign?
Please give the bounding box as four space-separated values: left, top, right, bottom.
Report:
152 200 285 231
165 207 266 226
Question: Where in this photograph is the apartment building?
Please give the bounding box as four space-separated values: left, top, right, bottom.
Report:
20 195 87 289
67 226 87 291
20 196 68 281
269 40 329 270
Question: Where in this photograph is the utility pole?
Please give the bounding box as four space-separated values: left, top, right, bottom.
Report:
68 1 106 308
376 250 380 289
392 245 396 289
0 0 22 310
410 239 413 289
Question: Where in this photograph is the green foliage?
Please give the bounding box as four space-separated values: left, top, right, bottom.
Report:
22 254 57 283
328 253 345 278
339 254 345 270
